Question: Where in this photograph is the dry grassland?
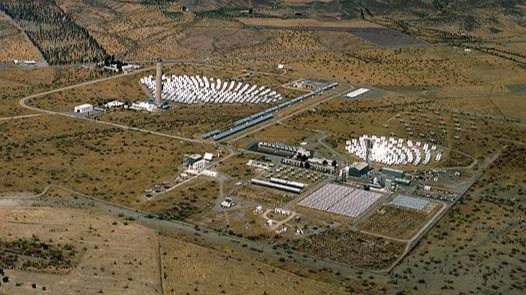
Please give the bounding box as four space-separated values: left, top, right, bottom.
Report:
216 153 264 180
57 0 193 60
286 227 405 270
0 13 41 63
102 103 266 139
0 115 213 206
224 29 326 59
358 206 435 240
140 176 219 222
0 67 109 116
160 235 347 295
31 70 147 112
0 33 39 63
237 18 384 29
232 185 295 208
392 144 526 294
0 205 161 295
244 123 314 145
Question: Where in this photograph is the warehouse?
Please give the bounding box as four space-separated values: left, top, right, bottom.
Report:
250 178 301 193
348 161 369 177
74 104 93 113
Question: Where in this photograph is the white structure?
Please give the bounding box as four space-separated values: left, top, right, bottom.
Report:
270 178 306 189
247 160 273 170
220 198 235 208
203 152 214 161
201 169 218 178
191 159 207 171
129 101 156 112
104 100 124 109
346 88 369 98
345 135 442 166
275 227 288 234
277 64 285 70
140 74 282 105
250 178 302 194
122 64 140 73
274 208 291 216
74 104 93 113
299 183 382 218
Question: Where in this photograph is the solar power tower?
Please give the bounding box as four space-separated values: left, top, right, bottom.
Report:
155 60 163 107
365 138 373 164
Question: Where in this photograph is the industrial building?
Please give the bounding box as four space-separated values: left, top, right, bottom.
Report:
389 195 430 212
74 104 93 113
183 154 202 166
281 158 335 174
345 88 369 98
250 178 302 193
381 167 404 178
129 101 156 112
104 100 124 109
348 161 369 177
256 141 299 157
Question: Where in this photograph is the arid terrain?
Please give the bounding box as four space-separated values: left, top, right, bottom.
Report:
0 0 525 294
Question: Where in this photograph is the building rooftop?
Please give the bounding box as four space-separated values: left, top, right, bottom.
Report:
351 161 369 170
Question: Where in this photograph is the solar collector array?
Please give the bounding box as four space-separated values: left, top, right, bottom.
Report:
298 184 352 210
327 189 382 217
390 195 430 211
299 183 382 218
205 82 338 141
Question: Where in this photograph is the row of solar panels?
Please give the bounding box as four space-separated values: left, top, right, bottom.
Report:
233 82 339 127
201 129 220 139
212 113 273 141
206 82 338 141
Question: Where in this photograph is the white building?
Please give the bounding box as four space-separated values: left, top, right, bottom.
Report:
201 170 218 178
129 101 156 112
122 64 140 73
346 88 369 98
74 104 93 113
191 159 207 171
203 152 214 161
104 100 124 109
